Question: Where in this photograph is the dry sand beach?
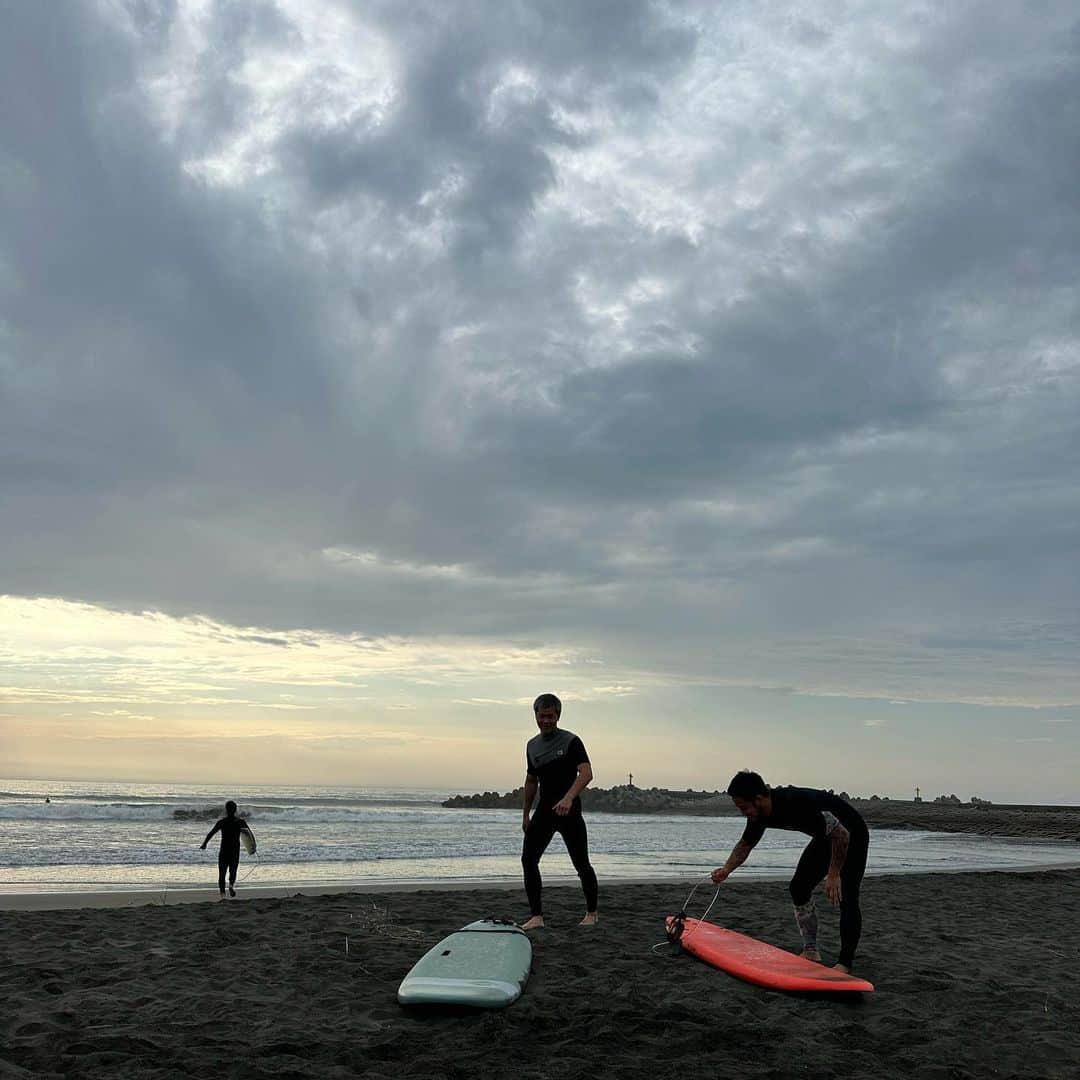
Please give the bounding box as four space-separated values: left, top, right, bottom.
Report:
2 867 1078 1080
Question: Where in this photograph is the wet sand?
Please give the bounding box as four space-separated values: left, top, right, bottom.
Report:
2 869 1078 1079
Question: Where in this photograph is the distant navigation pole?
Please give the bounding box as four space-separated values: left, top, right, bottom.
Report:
914 786 922 803
628 772 634 788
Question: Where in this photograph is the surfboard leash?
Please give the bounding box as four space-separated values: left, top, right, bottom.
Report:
652 879 721 955
236 851 260 884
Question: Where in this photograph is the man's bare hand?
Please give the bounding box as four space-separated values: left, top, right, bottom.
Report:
553 797 573 816
710 867 730 885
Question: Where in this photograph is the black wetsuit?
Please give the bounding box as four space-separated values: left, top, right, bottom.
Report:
521 729 599 916
739 786 869 968
203 815 252 894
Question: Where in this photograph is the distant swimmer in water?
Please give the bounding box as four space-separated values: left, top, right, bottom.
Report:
44 796 50 803
710 770 870 973
200 800 255 899
520 693 599 930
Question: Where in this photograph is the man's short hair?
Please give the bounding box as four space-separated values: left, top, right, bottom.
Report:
533 693 562 716
727 770 767 800
225 800 238 815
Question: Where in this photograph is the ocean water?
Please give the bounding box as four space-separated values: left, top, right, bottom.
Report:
1 778 1074 895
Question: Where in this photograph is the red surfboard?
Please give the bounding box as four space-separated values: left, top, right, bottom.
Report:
668 917 874 993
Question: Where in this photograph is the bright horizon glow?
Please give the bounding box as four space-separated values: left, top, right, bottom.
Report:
2 596 1076 803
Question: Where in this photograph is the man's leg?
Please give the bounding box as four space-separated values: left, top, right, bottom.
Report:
521 812 557 928
217 852 228 897
789 837 830 960
556 811 599 923
228 852 240 896
836 828 869 971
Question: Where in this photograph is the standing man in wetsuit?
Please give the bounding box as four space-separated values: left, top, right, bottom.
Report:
521 693 599 930
710 770 869 973
200 800 255 900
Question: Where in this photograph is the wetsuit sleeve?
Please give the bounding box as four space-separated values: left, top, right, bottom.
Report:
567 736 590 768
525 748 536 778
739 818 766 849
202 819 223 845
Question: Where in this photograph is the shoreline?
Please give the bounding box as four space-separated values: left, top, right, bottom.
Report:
4 856 1080 911
2 869 1078 1078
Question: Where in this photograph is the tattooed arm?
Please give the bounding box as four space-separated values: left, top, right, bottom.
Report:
825 825 850 904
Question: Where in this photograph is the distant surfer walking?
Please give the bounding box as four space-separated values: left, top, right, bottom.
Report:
521 693 599 930
711 771 869 972
200 800 255 900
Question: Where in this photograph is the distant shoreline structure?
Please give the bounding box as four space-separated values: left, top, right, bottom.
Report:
443 785 1080 842
445 784 725 814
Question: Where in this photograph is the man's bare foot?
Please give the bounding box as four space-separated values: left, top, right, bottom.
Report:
579 912 599 926
800 948 822 962
833 962 851 974
521 915 545 931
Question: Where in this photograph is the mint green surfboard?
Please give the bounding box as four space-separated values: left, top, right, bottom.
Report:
397 919 532 1008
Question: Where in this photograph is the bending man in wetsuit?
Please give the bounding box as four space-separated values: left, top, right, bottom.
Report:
711 770 869 972
521 693 599 930
200 800 255 900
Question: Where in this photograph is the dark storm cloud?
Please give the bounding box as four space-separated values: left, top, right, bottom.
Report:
2 0 1079 705
278 0 694 257
1 4 340 469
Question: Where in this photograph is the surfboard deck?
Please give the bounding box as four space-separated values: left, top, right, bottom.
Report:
240 828 255 855
669 917 874 993
398 919 532 1008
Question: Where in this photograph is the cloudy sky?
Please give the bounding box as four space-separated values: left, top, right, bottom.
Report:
2 1 1079 802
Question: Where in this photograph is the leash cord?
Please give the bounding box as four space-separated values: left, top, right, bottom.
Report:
651 878 722 955
236 853 260 883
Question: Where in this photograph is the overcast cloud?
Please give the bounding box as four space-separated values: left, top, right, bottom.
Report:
2 1 1079 795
